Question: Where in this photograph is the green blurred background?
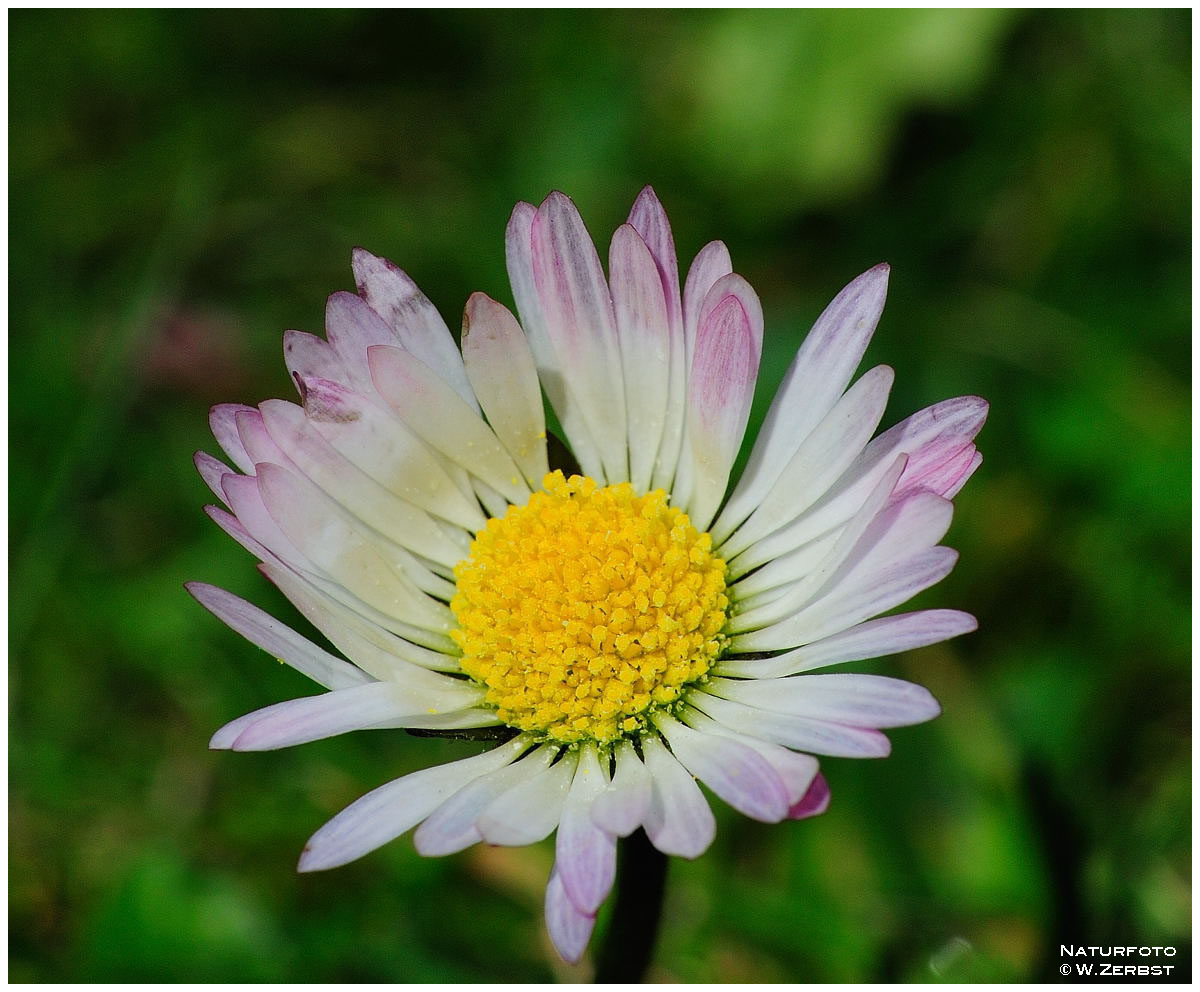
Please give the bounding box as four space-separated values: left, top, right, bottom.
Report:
9 9 1189 983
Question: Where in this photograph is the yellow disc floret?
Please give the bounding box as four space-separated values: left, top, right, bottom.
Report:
450 471 729 745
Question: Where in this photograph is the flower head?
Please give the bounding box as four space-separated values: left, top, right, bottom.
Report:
190 187 986 964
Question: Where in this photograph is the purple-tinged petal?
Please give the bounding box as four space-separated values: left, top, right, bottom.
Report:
680 707 819 805
506 200 604 480
530 191 628 483
789 773 831 820
210 403 256 473
235 408 293 469
545 869 597 965
461 292 549 488
194 451 234 504
283 329 349 386
323 291 399 394
683 274 763 530
641 736 716 858
368 343 529 505
717 264 890 539
627 186 683 339
187 581 370 691
299 735 529 872
609 223 672 493
653 713 790 822
682 240 733 362
351 247 478 410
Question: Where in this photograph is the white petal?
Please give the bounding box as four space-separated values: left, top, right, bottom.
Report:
477 749 579 846
556 745 617 914
545 869 597 965
324 290 401 393
610 224 671 494
731 546 959 653
590 739 652 837
461 292 549 488
299 735 529 872
690 691 892 758
730 452 907 618
351 247 479 410
187 581 371 691
211 680 483 752
653 712 790 822
682 240 733 365
715 264 890 542
641 736 715 858
368 343 530 505
255 462 456 639
710 674 941 729
414 746 557 857
733 395 987 575
298 375 485 533
260 561 462 677
259 398 467 567
719 365 894 563
530 191 628 483
716 609 977 679
506 200 604 480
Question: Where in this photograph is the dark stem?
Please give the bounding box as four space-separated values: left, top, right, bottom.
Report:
593 829 668 983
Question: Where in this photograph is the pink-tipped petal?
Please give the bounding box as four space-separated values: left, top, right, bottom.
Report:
530 191 627 483
506 200 604 480
283 329 349 386
194 451 234 504
683 274 763 531
789 773 831 820
609 224 672 493
210 404 256 473
351 247 478 410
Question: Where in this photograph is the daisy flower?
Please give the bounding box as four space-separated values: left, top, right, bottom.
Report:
190 187 986 966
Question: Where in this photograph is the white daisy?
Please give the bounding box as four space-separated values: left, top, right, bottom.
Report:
190 187 986 964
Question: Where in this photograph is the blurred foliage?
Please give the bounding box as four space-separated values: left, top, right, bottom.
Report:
9 9 1189 983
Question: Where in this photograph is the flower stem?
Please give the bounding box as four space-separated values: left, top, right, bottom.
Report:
593 829 668 983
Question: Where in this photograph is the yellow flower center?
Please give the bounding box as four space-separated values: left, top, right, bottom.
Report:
450 471 729 745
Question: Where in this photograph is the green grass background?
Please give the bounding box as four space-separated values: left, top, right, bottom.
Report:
9 9 1189 982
